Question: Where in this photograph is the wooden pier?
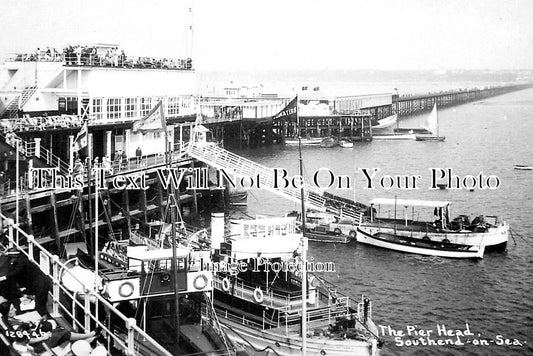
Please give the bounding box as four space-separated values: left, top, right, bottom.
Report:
393 83 533 117
0 148 223 254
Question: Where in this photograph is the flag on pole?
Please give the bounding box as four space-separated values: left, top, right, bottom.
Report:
133 100 167 133
273 96 298 121
73 121 88 152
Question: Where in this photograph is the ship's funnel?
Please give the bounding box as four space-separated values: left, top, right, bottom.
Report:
211 212 224 250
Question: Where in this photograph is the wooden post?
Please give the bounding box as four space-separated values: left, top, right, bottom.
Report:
50 191 61 247
122 190 132 238
190 163 198 216
76 191 87 246
24 192 34 235
157 179 165 220
140 189 148 224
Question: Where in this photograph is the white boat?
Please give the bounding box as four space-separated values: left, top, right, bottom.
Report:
357 198 509 254
339 139 354 148
372 133 416 140
356 230 485 259
415 104 446 141
285 136 322 145
211 215 383 356
372 114 397 130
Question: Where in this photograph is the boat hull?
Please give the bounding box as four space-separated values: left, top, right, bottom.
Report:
219 317 378 356
305 232 353 243
358 223 508 248
356 229 484 259
415 135 445 141
285 137 322 145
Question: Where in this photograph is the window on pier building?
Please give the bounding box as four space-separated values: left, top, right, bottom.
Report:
140 97 152 116
167 96 180 116
107 98 122 120
92 98 103 120
125 97 137 118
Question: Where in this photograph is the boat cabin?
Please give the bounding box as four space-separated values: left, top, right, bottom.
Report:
102 245 212 303
226 217 301 260
367 198 451 229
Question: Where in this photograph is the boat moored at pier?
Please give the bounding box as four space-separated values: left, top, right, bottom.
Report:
357 198 509 256
210 215 382 355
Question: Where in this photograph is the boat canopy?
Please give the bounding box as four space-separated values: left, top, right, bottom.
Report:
369 198 451 208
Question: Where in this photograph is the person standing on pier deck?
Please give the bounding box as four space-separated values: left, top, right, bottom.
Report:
135 146 142 165
0 248 52 316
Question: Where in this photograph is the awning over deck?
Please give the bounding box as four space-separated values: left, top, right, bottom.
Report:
369 198 451 208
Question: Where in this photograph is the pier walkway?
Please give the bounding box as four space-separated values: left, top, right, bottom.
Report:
394 83 533 116
187 142 366 221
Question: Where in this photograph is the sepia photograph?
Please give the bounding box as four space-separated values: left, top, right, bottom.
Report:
0 1 532 355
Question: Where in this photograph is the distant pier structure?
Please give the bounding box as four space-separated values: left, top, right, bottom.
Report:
393 83 533 117
198 93 392 147
198 82 533 147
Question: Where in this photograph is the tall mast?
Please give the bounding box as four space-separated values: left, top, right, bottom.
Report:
298 120 307 355
436 103 439 138
162 100 181 344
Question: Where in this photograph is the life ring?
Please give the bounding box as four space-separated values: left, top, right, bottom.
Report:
422 235 431 241
118 281 135 298
253 287 264 304
222 277 231 292
333 228 342 235
309 275 320 288
160 273 171 284
193 274 208 290
442 238 450 244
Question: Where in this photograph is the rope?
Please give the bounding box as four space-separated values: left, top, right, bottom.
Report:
509 227 531 246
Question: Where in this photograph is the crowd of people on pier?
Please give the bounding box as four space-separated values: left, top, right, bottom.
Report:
13 45 192 70
1 115 82 133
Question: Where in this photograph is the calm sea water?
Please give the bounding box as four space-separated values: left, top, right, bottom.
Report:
227 87 533 356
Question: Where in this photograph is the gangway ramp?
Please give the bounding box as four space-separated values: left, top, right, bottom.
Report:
187 142 366 221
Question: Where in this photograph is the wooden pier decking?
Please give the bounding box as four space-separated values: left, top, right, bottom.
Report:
393 83 533 117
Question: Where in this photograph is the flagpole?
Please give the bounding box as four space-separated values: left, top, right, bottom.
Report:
160 99 181 344
94 166 99 319
15 139 19 241
299 134 307 356
297 94 308 356
296 94 299 138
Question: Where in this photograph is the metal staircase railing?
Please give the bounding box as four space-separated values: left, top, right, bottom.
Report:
187 142 364 220
0 130 71 175
37 144 71 175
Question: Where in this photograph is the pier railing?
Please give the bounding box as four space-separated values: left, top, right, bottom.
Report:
0 214 174 356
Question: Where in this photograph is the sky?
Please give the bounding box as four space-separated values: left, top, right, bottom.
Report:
1 0 532 72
